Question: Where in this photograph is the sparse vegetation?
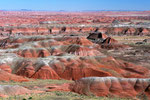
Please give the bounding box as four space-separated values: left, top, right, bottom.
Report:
0 79 72 88
0 91 134 100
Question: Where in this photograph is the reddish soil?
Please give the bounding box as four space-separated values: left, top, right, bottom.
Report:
0 11 150 98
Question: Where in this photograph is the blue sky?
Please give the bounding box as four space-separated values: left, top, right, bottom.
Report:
0 0 150 11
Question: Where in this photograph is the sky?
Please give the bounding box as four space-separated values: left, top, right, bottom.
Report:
0 0 150 11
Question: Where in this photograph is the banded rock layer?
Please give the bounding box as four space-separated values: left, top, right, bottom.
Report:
71 77 150 98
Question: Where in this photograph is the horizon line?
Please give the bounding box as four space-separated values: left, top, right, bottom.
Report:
1 9 150 12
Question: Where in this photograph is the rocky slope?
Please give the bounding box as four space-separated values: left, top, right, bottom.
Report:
0 35 148 81
71 77 150 98
0 11 150 99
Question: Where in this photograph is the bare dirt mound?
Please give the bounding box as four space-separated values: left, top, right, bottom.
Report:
71 77 150 98
0 85 43 97
13 56 150 80
0 69 29 82
65 44 102 56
